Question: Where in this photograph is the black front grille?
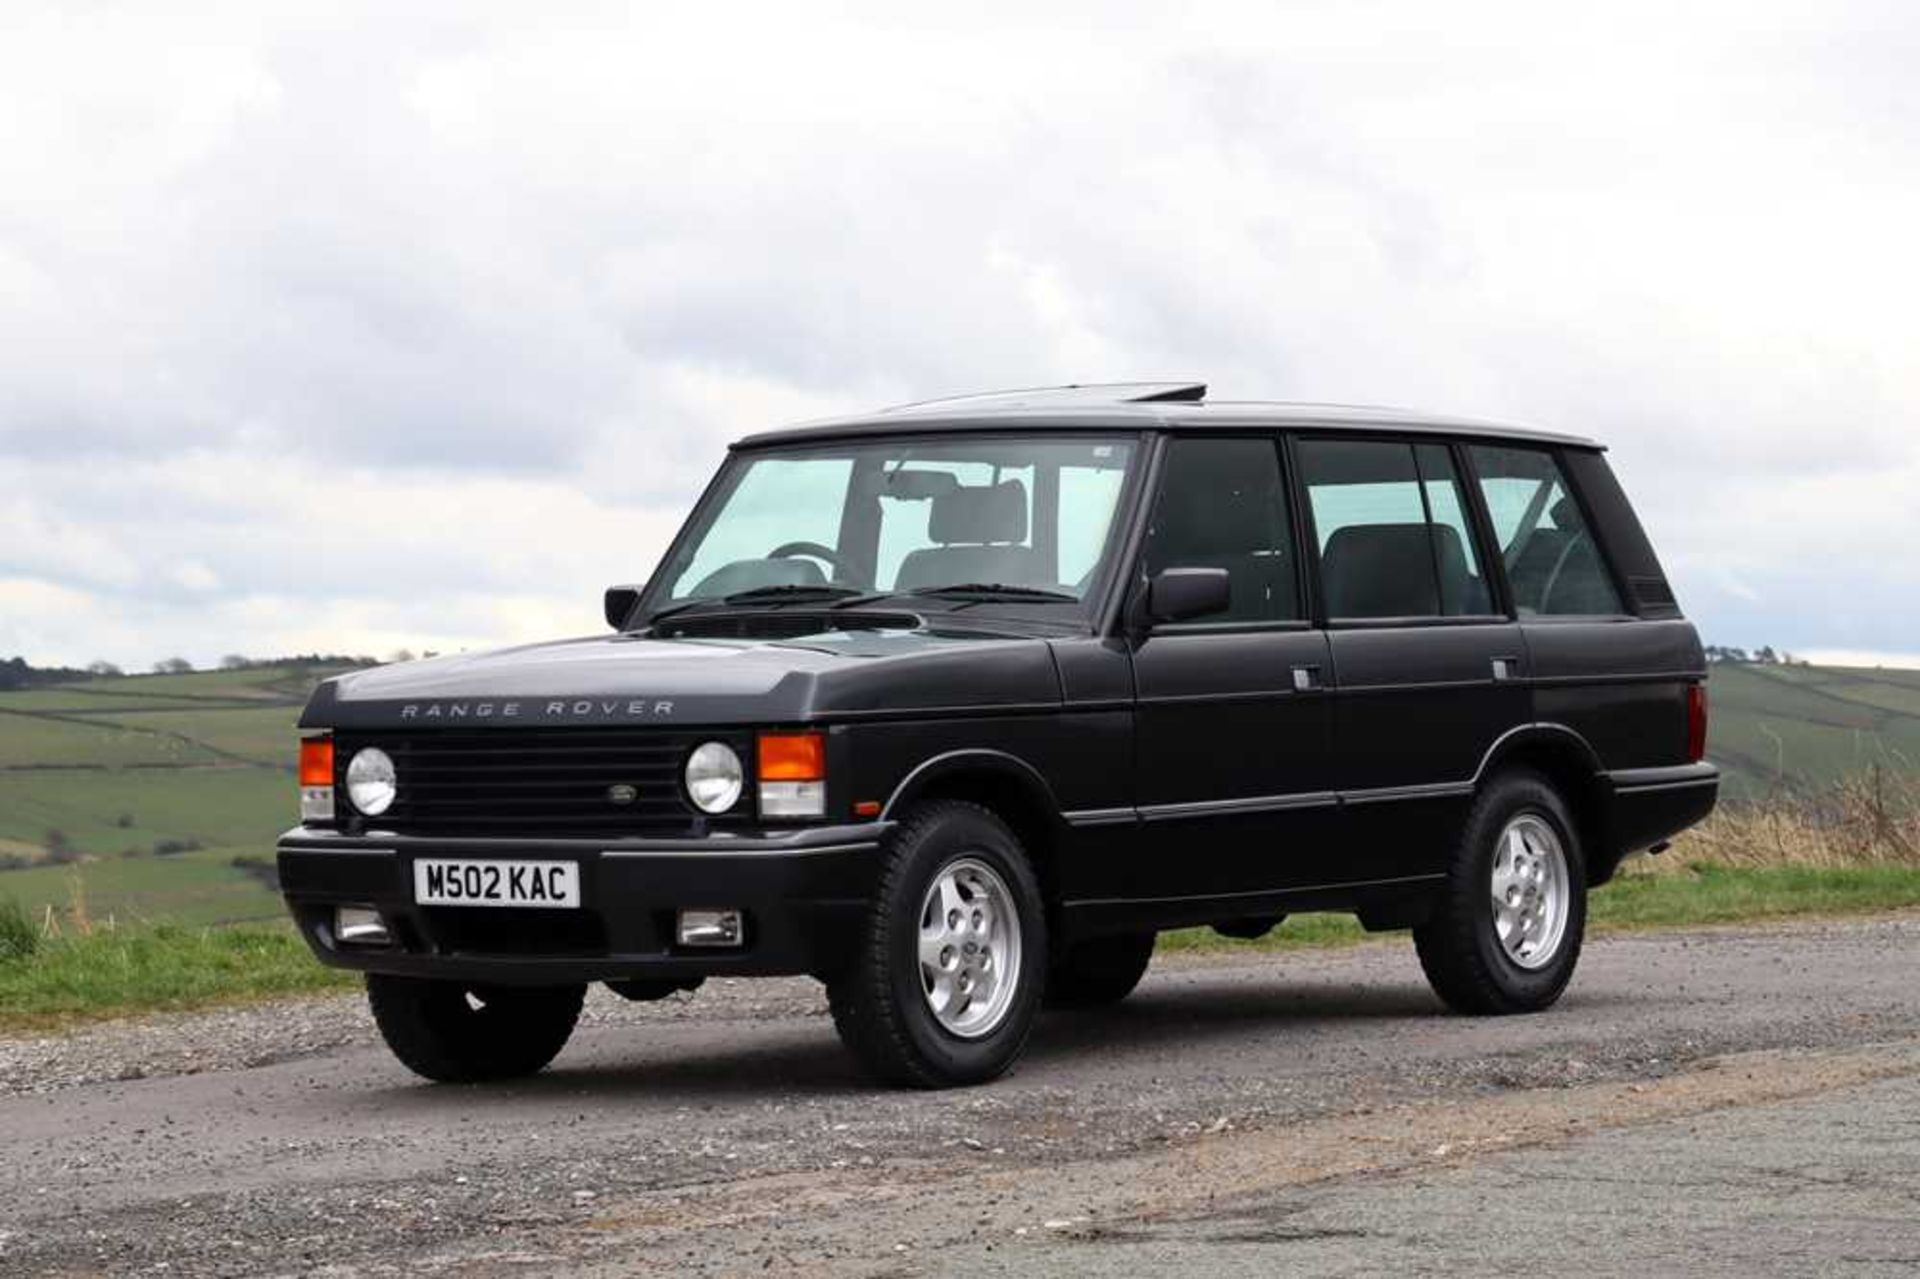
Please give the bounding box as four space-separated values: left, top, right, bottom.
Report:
334 727 750 836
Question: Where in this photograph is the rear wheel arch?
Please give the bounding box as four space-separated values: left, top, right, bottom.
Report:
1476 726 1613 883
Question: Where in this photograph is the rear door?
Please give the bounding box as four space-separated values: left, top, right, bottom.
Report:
1464 443 1697 771
1127 435 1338 899
1296 436 1527 882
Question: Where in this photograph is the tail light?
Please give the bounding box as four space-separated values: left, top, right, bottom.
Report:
1686 684 1709 763
757 731 826 818
299 735 335 822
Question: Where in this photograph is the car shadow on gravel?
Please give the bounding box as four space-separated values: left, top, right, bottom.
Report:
1022 982 1443 1061
332 978 1632 1107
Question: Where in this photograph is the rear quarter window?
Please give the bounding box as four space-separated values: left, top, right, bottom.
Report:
1467 445 1625 617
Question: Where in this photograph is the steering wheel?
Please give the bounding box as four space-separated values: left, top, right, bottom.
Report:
1539 531 1591 614
768 540 858 582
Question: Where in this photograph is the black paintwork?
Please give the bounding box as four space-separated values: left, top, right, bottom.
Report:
279 399 1716 984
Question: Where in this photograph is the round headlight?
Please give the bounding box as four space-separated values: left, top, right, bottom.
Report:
345 747 398 816
685 741 743 814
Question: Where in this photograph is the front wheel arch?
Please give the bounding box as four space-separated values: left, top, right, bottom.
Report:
880 752 1067 910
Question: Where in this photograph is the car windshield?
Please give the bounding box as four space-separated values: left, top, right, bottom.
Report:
648 435 1140 613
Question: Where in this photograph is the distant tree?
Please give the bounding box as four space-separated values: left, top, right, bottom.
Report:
152 657 194 675
42 829 78 864
0 656 94 688
87 660 123 677
219 654 251 670
387 649 416 665
1756 646 1779 665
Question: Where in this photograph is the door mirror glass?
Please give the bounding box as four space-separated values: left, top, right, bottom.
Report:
1146 567 1231 623
604 584 642 630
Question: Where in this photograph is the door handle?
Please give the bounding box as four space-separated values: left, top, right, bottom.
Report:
1491 656 1521 682
1291 665 1323 692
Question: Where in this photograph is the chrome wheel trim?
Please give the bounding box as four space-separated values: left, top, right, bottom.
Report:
917 856 1023 1039
1489 814 1571 970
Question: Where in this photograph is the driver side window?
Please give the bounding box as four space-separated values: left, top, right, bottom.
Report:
1142 437 1299 623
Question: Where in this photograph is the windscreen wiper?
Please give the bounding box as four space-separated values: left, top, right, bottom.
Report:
719 585 866 605
643 584 864 628
906 583 1079 602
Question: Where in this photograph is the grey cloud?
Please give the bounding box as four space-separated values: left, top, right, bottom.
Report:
2 3 1918 666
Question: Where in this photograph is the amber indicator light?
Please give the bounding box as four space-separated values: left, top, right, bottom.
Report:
757 732 825 781
299 736 335 787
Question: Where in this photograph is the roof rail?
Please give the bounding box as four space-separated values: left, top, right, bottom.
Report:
878 381 1207 414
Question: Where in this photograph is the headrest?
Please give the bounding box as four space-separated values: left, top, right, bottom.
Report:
1549 496 1579 529
1321 523 1440 617
929 480 1028 545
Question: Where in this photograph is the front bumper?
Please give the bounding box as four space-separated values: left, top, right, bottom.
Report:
277 822 890 984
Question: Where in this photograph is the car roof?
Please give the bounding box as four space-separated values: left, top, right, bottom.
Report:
734 382 1602 450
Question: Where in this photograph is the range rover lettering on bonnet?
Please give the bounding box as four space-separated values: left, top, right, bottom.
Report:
397 699 675 720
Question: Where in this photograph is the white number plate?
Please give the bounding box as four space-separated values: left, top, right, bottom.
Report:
413 859 580 909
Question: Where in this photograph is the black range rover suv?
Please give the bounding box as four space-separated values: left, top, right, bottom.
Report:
280 382 1717 1087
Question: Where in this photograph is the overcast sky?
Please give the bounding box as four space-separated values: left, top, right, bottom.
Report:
2 1 1917 670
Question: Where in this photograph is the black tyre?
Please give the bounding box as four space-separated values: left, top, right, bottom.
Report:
1046 931 1155 1008
366 975 586 1082
827 801 1048 1088
1414 770 1587 1015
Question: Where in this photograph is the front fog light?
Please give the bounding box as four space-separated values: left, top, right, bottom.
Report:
678 908 743 947
685 741 744 814
346 747 398 816
334 905 390 946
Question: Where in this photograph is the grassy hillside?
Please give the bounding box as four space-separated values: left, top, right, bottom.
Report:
0 657 1913 928
0 664 354 925
1706 662 1920 800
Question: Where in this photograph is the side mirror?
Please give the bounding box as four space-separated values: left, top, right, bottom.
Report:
604 585 643 631
1145 567 1231 624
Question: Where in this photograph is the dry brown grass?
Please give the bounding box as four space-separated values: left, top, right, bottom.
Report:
1634 766 1919 874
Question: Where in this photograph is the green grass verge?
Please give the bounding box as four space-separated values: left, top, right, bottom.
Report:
0 921 353 1033
2 864 1916 1036
1162 863 1920 954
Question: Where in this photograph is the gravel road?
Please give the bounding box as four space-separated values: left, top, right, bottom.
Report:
3 913 1918 1276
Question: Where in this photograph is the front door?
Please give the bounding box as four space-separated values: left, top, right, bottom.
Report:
1128 435 1338 900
